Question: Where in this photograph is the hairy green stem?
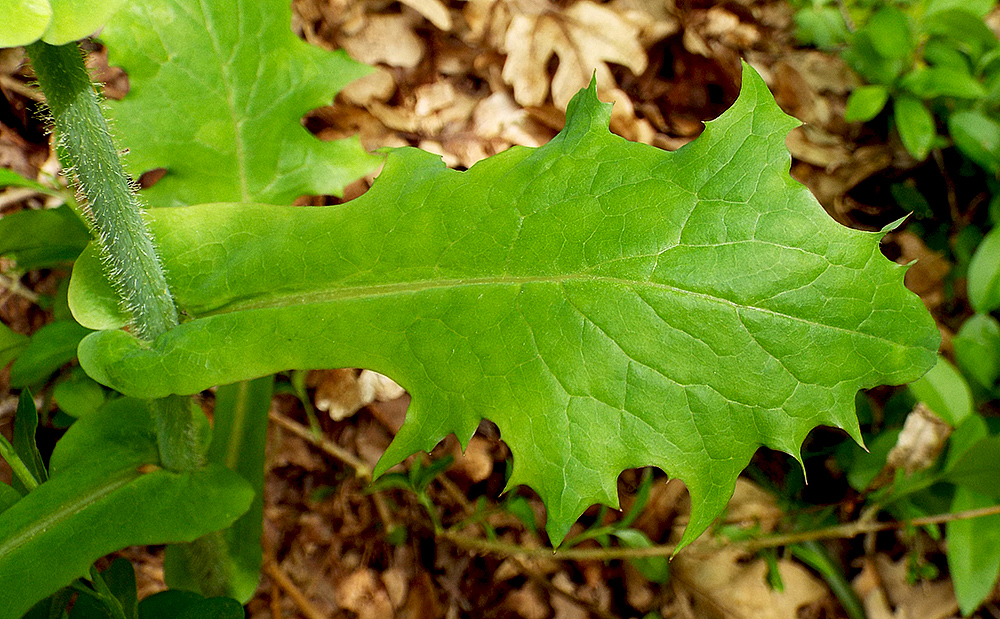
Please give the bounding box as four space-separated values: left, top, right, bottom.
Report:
25 42 198 472
26 41 178 341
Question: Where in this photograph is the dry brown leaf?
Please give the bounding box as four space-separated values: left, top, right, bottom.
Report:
339 67 396 106
887 403 952 474
500 0 647 108
448 435 495 483
853 555 959 619
336 568 395 619
399 0 452 30
673 546 828 619
505 581 549 619
339 12 426 67
310 368 405 421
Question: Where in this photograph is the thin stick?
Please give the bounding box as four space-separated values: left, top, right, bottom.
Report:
262 561 328 619
268 410 371 478
441 503 1000 561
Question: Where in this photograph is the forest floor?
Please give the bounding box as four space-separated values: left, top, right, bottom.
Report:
1 0 998 617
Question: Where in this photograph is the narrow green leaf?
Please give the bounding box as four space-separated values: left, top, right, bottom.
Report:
0 398 253 619
52 367 107 418
908 356 972 427
968 226 1000 313
0 484 21 514
845 85 889 123
99 0 377 208
867 7 914 60
954 314 1000 390
899 67 986 99
73 65 938 547
611 528 669 582
165 376 274 602
949 111 1000 174
921 8 1000 58
13 389 47 489
947 487 1000 615
10 320 92 388
946 435 1000 500
0 168 52 192
138 591 243 619
0 322 29 371
894 96 936 161
0 205 90 269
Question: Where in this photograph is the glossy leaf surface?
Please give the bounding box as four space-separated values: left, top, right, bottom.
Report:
72 66 938 547
99 0 378 208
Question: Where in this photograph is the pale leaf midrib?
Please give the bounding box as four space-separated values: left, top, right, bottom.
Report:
194 273 911 348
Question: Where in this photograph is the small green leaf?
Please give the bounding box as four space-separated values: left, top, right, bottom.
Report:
0 0 51 48
954 314 1000 390
611 528 669 583
793 6 850 50
0 484 21 514
908 356 972 427
0 0 126 47
13 390 47 490
924 0 996 18
946 435 1000 500
99 0 377 208
73 65 938 548
0 322 29 370
0 168 53 193
949 111 1000 174
894 96 936 161
53 367 107 418
921 8 1000 59
0 205 91 269
0 398 254 619
900 67 986 99
845 85 890 122
10 320 92 388
968 227 1000 313
138 591 243 619
947 487 1000 615
867 7 914 60
945 414 989 471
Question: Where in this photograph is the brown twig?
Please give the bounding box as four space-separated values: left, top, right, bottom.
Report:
262 560 328 619
268 410 371 478
441 503 1000 561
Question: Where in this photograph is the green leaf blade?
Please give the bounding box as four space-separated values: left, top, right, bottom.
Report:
74 65 938 548
100 0 378 208
0 398 253 619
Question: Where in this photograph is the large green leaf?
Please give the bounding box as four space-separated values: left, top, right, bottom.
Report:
0 398 254 619
99 0 378 208
71 66 939 547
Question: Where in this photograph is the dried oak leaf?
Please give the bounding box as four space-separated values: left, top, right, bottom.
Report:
501 0 648 108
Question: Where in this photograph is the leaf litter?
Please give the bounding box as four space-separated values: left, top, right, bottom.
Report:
0 0 986 616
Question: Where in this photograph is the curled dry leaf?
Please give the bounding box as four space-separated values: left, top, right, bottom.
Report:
886 403 952 474
336 568 395 619
494 0 649 108
310 368 405 421
339 12 426 68
672 546 828 619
